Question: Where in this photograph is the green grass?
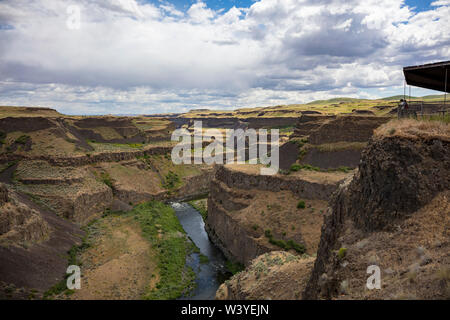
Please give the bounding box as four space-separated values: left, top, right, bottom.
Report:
225 260 245 275
420 113 450 124
188 199 208 221
337 247 347 260
291 163 354 173
269 238 306 254
270 125 295 134
100 171 113 188
297 200 306 209
15 135 30 145
330 166 353 173
264 229 306 254
162 171 181 190
134 201 196 300
297 164 321 171
116 143 143 149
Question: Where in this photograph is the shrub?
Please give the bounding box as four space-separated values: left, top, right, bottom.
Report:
188 199 207 221
300 164 320 171
298 148 307 159
269 237 287 249
163 171 180 190
100 172 113 188
264 228 306 254
290 164 302 172
336 166 352 173
297 200 306 209
287 240 306 254
338 247 347 260
268 238 306 254
15 135 30 145
226 260 244 275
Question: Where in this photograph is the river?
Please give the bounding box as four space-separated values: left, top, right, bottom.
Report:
170 202 230 300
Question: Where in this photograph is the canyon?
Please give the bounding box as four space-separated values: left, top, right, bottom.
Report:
0 101 448 300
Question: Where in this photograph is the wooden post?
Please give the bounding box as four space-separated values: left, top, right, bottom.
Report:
445 67 448 110
403 80 406 101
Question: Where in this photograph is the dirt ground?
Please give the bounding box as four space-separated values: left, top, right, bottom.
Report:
68 215 158 300
333 190 450 300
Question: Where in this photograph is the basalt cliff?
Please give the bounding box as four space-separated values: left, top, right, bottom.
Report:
217 120 449 300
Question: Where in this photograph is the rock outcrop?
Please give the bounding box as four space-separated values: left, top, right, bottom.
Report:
216 251 314 300
0 183 50 246
304 122 450 299
14 161 114 225
286 115 391 170
0 183 83 298
171 116 299 129
306 116 390 145
206 165 348 265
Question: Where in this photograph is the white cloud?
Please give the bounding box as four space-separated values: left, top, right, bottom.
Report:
0 0 449 114
431 0 450 6
187 1 216 23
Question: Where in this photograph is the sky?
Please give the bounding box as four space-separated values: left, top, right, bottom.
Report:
0 0 449 115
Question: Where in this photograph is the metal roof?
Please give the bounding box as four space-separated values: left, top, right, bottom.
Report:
403 60 450 93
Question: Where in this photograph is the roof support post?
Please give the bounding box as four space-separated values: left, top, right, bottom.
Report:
445 67 448 108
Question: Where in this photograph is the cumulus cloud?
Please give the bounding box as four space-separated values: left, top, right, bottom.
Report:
0 0 449 114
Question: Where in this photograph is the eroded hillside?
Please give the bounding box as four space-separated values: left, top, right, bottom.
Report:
0 107 213 299
218 119 449 300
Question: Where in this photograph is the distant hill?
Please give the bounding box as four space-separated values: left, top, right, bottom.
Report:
381 94 446 101
306 97 370 105
381 95 416 101
0 106 62 118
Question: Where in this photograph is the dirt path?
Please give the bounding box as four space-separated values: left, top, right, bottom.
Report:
69 215 158 300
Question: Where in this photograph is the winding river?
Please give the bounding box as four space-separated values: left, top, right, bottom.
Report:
170 202 230 300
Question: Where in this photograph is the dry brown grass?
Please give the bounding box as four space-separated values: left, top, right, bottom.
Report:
375 119 450 141
315 141 367 152
216 251 315 300
68 215 157 300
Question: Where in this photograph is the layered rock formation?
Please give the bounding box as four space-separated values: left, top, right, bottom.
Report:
206 165 349 265
283 115 391 170
304 122 450 299
171 116 299 129
216 251 314 300
0 183 50 246
306 115 390 145
0 182 83 298
14 161 113 225
216 120 449 300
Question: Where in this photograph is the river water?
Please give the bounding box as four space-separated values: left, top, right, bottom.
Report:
170 202 230 300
